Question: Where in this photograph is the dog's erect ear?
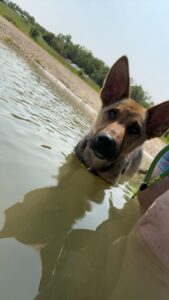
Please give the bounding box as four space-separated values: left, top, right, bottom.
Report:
147 100 169 138
100 56 130 106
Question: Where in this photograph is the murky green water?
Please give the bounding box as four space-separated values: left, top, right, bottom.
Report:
0 41 147 300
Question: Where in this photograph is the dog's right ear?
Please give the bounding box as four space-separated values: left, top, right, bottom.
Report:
100 56 130 106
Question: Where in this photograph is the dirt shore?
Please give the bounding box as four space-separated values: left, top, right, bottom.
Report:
0 16 165 158
0 16 100 113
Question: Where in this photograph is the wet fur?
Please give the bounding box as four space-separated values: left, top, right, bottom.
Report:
75 56 169 184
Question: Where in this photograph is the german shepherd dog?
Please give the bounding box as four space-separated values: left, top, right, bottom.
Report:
75 56 169 184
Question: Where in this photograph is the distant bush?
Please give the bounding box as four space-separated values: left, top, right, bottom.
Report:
131 84 153 108
77 69 84 77
30 27 39 40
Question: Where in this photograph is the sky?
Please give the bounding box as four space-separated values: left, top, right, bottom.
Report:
13 0 169 104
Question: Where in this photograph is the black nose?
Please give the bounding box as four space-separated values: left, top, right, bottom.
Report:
90 134 118 160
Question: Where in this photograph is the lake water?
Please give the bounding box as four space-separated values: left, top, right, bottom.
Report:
0 41 146 300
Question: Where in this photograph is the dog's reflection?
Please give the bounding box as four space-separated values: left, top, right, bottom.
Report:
0 154 107 291
33 190 140 300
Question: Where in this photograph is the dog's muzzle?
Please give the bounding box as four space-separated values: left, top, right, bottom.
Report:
90 133 118 161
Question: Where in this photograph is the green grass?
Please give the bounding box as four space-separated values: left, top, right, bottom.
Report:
161 135 169 144
0 2 100 93
0 2 31 34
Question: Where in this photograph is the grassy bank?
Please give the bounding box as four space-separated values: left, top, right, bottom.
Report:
0 1 30 34
0 1 100 92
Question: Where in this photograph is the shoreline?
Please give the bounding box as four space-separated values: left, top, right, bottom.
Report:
36 62 97 118
0 15 165 159
0 16 100 118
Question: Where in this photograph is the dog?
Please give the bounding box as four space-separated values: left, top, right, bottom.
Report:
75 56 169 184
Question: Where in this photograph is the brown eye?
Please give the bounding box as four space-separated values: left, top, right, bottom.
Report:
108 109 117 120
127 124 140 135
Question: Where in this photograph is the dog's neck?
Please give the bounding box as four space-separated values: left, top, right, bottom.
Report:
75 144 127 177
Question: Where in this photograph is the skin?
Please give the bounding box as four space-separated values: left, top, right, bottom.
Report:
138 165 169 211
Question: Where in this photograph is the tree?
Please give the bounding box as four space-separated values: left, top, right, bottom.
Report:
30 27 39 40
43 32 55 45
130 84 153 108
42 31 153 99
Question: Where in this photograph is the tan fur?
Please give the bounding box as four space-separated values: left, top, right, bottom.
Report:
75 56 169 184
93 98 147 156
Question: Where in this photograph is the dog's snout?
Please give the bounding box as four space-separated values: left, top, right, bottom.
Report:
90 133 118 160
97 134 113 147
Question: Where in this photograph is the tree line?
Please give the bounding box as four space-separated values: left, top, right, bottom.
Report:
43 32 109 87
8 1 35 24
43 32 153 107
3 0 153 109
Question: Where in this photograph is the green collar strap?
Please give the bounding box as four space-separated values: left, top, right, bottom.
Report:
132 144 169 198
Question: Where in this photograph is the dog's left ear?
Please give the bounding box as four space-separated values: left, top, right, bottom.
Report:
147 100 169 138
100 56 130 106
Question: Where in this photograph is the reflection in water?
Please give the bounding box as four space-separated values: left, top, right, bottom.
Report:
0 153 142 299
0 155 106 292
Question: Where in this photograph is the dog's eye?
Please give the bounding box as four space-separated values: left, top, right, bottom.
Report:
127 124 140 135
108 109 117 120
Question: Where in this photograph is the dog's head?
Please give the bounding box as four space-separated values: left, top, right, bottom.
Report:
76 56 169 172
